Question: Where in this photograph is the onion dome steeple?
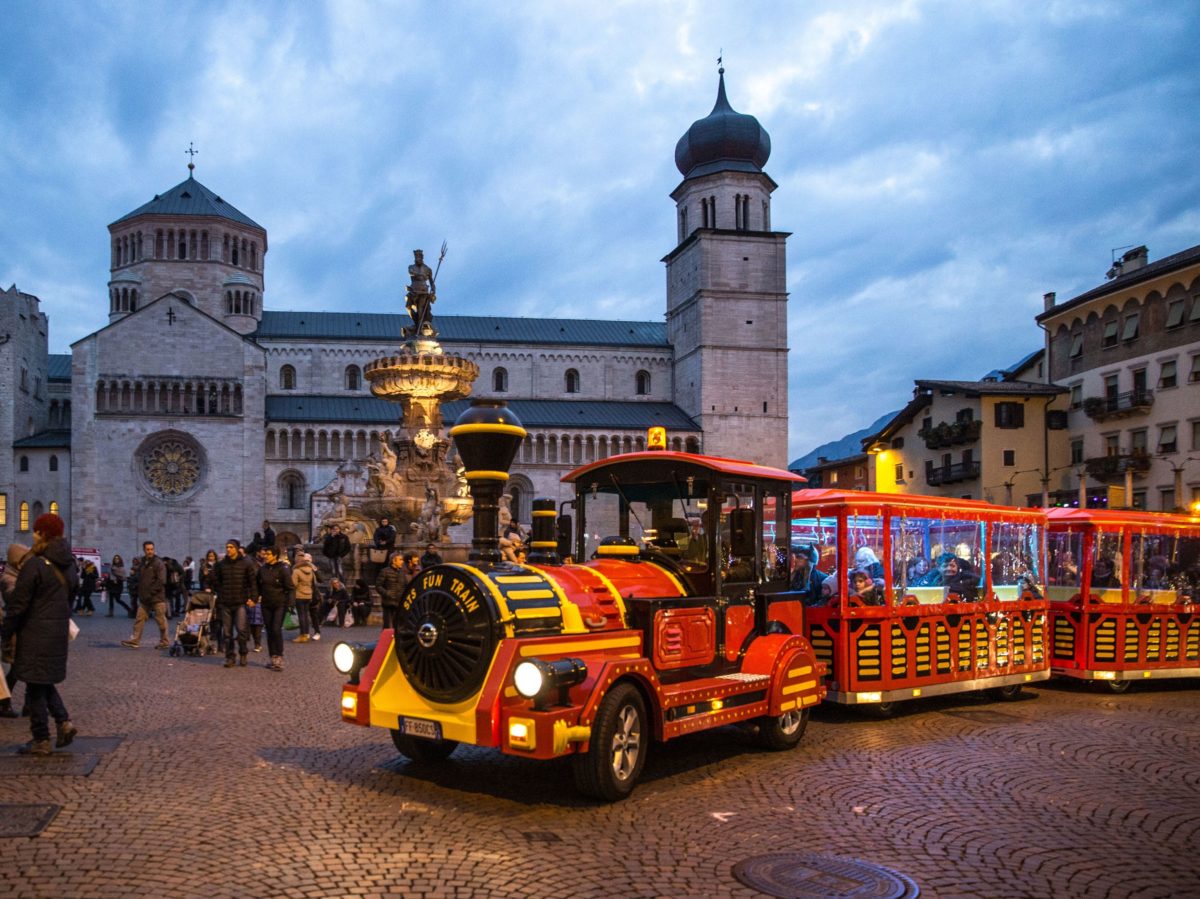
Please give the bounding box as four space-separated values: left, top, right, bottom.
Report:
674 67 771 181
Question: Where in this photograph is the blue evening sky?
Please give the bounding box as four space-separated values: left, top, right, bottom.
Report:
2 1 1197 461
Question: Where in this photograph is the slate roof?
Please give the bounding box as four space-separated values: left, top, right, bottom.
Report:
47 354 72 381
13 429 71 449
253 312 669 347
112 174 264 230
1036 241 1200 322
265 396 698 430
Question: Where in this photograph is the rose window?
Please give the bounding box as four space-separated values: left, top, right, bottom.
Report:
138 434 204 500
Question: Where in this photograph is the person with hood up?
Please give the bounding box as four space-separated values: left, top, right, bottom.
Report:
789 544 829 607
1 542 33 717
290 551 320 643
0 514 79 755
854 547 885 581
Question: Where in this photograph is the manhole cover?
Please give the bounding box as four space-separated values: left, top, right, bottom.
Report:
941 710 1025 725
0 753 100 776
0 804 60 837
733 852 918 899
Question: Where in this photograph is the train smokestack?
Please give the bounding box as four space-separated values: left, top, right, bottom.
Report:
450 399 527 565
527 497 561 565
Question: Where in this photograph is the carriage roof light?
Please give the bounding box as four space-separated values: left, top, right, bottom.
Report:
513 658 588 709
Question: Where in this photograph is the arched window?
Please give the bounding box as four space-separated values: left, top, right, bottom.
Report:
280 364 296 390
278 470 306 510
565 368 580 394
49 501 59 516
31 501 43 520
493 367 508 392
19 502 29 531
130 289 137 311
685 437 700 454
49 455 58 472
232 240 239 266
636 370 650 395
178 233 187 260
345 365 361 391
19 456 29 473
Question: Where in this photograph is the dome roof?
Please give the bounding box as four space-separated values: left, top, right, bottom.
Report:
111 171 264 230
675 70 771 180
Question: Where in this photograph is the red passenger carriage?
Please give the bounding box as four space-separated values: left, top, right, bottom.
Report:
1046 507 1200 692
790 490 1050 713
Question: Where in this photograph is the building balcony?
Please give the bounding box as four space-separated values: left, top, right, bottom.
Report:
1082 390 1153 422
1084 452 1151 484
917 419 982 449
926 461 981 486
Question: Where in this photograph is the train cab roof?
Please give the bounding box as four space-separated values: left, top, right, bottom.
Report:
563 450 805 487
1046 506 1200 534
793 488 1046 522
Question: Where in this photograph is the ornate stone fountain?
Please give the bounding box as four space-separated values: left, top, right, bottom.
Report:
310 249 478 561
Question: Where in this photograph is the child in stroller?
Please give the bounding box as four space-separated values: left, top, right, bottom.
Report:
169 591 216 657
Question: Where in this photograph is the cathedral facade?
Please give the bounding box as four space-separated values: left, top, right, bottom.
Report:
1 72 790 559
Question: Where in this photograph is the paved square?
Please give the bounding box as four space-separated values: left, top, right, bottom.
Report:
1 615 1198 897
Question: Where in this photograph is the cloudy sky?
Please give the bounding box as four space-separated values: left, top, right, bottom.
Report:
2 1 1198 462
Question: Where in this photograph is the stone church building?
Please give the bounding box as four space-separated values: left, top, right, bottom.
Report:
1 71 790 559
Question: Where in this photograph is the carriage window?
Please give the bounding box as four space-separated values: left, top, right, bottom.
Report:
790 514 838 602
840 515 886 605
890 517 983 604
1047 531 1083 589
1091 531 1123 592
990 521 1043 601
718 484 758 583
1130 534 1193 601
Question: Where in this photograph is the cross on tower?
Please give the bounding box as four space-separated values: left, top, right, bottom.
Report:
166 307 177 326
186 142 199 174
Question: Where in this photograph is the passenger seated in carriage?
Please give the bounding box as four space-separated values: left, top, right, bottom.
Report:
942 557 979 602
789 544 829 606
848 568 885 606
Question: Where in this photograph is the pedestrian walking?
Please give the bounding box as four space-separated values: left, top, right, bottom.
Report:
212 541 256 668
374 552 411 631
256 546 293 671
74 558 98 615
0 514 79 756
121 541 170 650
164 556 187 618
104 554 129 617
125 557 141 619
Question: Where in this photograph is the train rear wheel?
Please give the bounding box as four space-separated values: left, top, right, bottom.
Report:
391 731 459 762
1105 679 1131 694
757 708 809 750
573 684 647 801
863 701 897 719
985 684 1023 702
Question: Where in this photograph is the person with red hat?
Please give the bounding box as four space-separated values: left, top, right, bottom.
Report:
0 513 79 755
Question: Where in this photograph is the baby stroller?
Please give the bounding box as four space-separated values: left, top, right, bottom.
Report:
169 591 216 657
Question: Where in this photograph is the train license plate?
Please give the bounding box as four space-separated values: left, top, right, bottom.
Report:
398 717 442 741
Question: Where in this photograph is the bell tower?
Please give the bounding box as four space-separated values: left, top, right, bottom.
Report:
106 160 267 335
665 67 790 467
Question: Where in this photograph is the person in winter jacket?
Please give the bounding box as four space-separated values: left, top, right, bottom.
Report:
212 541 257 667
322 525 352 580
256 546 293 671
372 518 397 554
74 559 99 615
0 514 79 755
104 554 129 617
1 542 33 717
290 552 320 642
375 552 415 631
122 542 169 650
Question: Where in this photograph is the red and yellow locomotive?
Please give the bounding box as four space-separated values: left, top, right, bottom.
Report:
334 402 825 800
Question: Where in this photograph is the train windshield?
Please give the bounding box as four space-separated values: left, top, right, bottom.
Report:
578 476 712 564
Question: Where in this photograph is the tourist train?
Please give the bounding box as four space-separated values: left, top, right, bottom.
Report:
333 407 1200 799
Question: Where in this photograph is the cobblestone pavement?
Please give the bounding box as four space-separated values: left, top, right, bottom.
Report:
1 613 1198 898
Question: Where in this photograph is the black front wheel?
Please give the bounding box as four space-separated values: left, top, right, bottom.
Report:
756 708 809 750
390 731 459 762
1105 679 1131 695
573 684 648 801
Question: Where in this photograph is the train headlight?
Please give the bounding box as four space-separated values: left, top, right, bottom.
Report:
513 658 588 708
333 641 376 683
514 661 546 698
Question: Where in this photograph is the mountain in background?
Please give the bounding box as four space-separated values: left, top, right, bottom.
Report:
789 410 898 471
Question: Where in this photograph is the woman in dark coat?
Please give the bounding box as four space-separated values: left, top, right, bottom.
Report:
105 554 128 617
0 513 79 755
